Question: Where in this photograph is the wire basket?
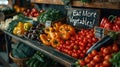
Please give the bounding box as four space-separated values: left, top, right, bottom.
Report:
9 52 30 67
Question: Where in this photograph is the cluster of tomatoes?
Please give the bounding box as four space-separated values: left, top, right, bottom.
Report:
78 43 119 67
23 8 44 17
56 29 98 59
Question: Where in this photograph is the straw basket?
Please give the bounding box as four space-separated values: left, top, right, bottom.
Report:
9 52 30 67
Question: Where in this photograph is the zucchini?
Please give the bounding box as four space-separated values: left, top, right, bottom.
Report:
34 53 44 62
86 31 119 55
30 59 37 67
26 58 35 65
33 60 40 67
86 35 113 54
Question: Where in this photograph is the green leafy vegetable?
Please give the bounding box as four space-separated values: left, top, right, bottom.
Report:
37 8 64 24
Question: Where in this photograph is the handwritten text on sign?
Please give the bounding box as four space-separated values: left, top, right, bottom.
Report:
68 9 99 28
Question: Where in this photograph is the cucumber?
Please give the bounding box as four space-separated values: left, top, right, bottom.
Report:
30 59 37 67
26 58 34 65
34 53 44 62
33 60 40 67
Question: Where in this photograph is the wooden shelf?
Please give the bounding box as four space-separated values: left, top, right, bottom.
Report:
3 30 77 67
31 0 120 9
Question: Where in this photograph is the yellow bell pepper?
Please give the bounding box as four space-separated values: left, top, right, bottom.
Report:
24 22 33 31
13 22 25 36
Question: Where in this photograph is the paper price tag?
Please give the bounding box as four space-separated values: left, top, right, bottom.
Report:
94 27 104 39
45 21 52 28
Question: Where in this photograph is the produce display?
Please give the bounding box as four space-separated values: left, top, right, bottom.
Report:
6 14 35 34
12 42 36 58
100 15 120 32
1 7 120 67
40 22 75 47
24 23 45 41
0 6 15 15
37 8 64 24
23 8 45 17
76 42 119 67
110 51 120 67
26 51 64 67
56 29 98 59
13 22 33 36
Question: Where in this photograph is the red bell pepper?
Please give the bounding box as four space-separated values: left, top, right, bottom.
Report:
100 17 109 28
114 16 120 25
100 17 113 30
113 24 120 31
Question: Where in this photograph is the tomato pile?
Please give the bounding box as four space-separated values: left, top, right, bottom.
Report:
56 29 98 59
23 8 45 17
78 43 119 67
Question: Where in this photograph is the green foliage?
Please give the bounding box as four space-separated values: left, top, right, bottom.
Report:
110 51 120 67
12 42 36 58
37 8 64 24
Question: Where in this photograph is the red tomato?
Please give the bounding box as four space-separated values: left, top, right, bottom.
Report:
56 47 61 51
70 37 75 41
87 63 94 67
87 35 91 39
75 35 79 40
95 64 100 67
88 38 93 43
79 60 86 66
100 47 105 53
102 60 111 67
65 41 70 45
90 60 96 66
32 8 38 12
104 55 111 61
86 46 90 50
67 45 73 50
70 43 75 47
72 53 78 58
91 50 98 57
87 43 92 48
99 63 106 67
67 51 72 55
75 40 79 44
80 46 84 50
92 37 98 42
93 55 102 63
77 50 82 54
88 53 93 59
83 50 87 54
80 42 85 47
85 57 91 63
107 46 113 53
103 48 111 55
112 43 119 52
78 37 82 41
80 53 85 58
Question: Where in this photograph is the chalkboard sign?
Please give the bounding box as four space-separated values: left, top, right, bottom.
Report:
67 8 100 29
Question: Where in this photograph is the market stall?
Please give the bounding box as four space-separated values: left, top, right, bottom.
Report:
0 0 120 67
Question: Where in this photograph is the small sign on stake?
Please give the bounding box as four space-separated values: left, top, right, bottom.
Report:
45 21 52 28
94 27 104 39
